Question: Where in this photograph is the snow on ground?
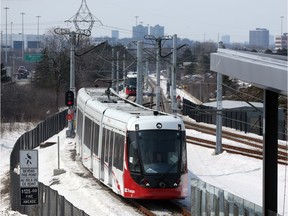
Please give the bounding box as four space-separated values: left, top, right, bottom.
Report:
1 122 288 216
37 130 142 216
1 78 287 215
1 123 36 216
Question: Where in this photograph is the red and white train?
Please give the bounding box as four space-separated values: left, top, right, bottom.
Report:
75 87 188 199
125 71 137 96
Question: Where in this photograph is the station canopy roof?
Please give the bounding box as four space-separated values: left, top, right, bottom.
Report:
210 49 287 96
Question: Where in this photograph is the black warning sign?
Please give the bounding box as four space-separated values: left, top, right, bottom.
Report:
20 187 38 205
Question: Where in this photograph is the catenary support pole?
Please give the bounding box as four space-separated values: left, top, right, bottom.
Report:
172 34 177 114
116 51 119 94
215 72 222 154
156 38 161 111
136 41 143 105
123 54 126 88
66 31 76 138
111 48 115 89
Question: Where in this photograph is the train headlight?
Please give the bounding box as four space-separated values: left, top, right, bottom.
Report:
173 179 181 187
141 178 150 187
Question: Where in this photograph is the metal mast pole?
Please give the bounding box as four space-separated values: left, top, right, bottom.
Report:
4 7 9 64
66 31 76 137
156 38 161 111
112 48 115 89
70 32 76 92
123 54 126 88
36 16 41 53
215 71 223 154
280 16 284 49
21 12 25 61
136 40 143 105
172 34 177 114
116 51 119 94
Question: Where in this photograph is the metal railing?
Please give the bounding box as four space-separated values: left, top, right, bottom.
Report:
191 178 280 216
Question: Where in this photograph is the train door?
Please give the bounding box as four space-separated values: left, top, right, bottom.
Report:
100 127 107 181
108 131 115 186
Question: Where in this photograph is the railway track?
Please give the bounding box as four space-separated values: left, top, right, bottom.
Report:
106 183 190 216
127 199 190 216
184 118 288 165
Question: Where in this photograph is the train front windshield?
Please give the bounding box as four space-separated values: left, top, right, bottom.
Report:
128 130 186 175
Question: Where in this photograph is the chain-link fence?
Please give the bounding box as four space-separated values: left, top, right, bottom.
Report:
9 109 89 216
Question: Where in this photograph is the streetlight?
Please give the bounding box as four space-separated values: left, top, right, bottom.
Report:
21 12 25 60
10 22 13 51
280 16 284 49
4 7 9 64
36 16 41 53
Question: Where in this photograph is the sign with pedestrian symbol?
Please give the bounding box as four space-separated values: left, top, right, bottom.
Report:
20 150 38 205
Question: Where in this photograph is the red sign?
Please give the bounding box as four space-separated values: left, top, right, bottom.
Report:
66 114 73 121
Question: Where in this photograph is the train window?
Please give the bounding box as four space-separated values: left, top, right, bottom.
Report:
131 130 183 174
76 110 83 142
113 133 124 170
127 133 141 173
101 128 106 163
108 131 114 165
104 129 110 163
92 122 100 156
84 117 92 148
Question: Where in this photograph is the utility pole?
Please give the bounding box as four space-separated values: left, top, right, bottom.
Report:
123 54 126 86
55 0 101 138
4 7 9 64
36 16 41 53
172 34 177 114
55 28 77 137
111 48 115 89
156 38 161 111
145 35 176 111
21 12 25 61
215 42 225 154
116 51 119 94
136 41 143 105
280 16 284 49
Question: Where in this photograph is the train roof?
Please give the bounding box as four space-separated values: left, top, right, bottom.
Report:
80 87 165 117
127 72 137 78
78 87 185 131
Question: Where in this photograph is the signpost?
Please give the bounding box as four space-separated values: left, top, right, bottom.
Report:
19 150 38 205
24 54 42 62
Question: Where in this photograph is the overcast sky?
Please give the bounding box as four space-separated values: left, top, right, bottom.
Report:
1 0 287 43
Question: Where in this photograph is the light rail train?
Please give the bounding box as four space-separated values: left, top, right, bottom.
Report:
76 87 188 199
125 72 137 96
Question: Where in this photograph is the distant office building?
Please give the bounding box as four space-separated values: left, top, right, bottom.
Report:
275 33 288 50
269 35 275 48
249 28 269 49
2 34 40 51
111 30 119 39
221 35 230 44
132 25 148 40
150 25 164 37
